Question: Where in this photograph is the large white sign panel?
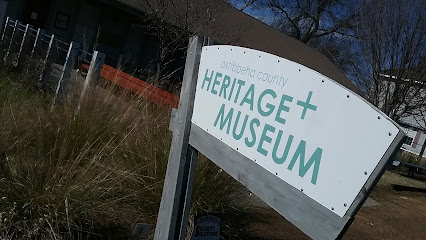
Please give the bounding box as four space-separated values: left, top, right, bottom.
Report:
192 46 403 217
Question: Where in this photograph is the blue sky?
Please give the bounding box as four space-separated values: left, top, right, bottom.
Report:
229 0 275 25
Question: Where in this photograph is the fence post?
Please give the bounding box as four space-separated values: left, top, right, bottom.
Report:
25 28 45 76
30 28 45 59
3 20 19 64
52 41 80 106
0 16 9 46
38 33 54 85
14 23 30 67
76 51 106 114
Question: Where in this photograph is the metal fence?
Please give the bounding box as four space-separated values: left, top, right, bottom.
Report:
0 17 106 111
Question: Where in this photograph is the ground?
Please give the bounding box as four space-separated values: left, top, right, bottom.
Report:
220 171 426 240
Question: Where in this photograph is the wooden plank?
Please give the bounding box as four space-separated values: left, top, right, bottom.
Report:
189 123 352 240
178 38 213 240
169 108 178 131
81 63 180 107
154 36 203 240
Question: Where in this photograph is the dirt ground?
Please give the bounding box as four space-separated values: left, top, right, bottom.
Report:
220 171 426 240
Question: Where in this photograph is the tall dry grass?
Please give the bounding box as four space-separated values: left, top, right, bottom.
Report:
0 68 238 239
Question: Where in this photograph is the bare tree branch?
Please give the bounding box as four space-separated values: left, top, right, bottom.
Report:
266 0 355 44
354 0 425 120
240 0 260 11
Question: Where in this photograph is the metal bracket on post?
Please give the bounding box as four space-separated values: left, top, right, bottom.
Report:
38 33 54 85
52 41 80 106
3 20 19 64
153 36 204 240
15 23 30 67
76 51 106 115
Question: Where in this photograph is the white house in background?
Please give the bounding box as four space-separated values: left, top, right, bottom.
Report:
399 116 426 159
377 73 426 161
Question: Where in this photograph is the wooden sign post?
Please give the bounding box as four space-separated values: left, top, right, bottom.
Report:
154 36 204 240
155 36 405 240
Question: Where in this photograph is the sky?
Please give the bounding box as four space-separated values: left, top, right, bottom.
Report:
228 0 276 25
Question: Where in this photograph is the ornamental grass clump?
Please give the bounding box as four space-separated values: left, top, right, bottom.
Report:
0 68 237 239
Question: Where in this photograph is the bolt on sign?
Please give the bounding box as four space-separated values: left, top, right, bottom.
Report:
154 36 405 240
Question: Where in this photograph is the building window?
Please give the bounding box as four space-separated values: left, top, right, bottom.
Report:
404 136 414 146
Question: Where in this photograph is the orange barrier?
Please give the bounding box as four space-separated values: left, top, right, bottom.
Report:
82 64 179 108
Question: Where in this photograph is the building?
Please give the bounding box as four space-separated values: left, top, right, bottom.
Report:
378 73 426 161
0 0 358 92
400 123 426 160
399 110 426 161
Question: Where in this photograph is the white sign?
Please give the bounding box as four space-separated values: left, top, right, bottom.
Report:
192 46 403 217
191 215 220 240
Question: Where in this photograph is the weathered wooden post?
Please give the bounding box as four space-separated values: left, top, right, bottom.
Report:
0 16 9 46
3 19 19 63
177 37 215 240
52 41 80 106
38 33 54 85
76 51 106 114
154 36 204 240
14 23 30 67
